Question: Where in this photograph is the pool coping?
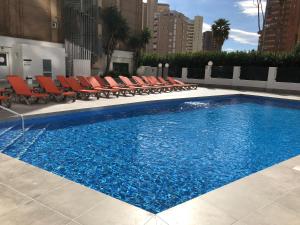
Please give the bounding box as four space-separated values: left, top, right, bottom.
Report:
0 88 300 225
1 93 300 123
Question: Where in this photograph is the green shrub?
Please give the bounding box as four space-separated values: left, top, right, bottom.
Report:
140 51 300 68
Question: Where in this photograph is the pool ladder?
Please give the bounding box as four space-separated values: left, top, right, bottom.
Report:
0 105 25 137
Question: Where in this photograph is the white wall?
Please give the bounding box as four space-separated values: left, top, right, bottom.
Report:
110 50 134 73
0 35 66 79
180 66 300 92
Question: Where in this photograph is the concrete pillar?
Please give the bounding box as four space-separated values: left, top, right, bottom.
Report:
204 65 212 84
232 66 241 86
181 68 188 81
266 67 277 89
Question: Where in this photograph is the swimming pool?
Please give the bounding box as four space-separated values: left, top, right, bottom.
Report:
1 95 300 213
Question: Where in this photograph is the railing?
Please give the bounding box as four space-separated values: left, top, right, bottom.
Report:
0 106 25 135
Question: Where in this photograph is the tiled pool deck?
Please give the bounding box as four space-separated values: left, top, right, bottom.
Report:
0 87 300 225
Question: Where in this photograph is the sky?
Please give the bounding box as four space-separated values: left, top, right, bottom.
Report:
144 0 266 51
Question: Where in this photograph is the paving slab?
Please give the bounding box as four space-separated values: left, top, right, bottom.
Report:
0 88 299 225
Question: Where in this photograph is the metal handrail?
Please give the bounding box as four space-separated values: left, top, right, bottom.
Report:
0 106 25 135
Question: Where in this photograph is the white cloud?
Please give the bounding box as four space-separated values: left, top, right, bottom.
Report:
203 23 259 46
236 0 266 16
230 29 259 45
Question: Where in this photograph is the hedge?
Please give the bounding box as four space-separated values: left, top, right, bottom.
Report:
140 51 300 68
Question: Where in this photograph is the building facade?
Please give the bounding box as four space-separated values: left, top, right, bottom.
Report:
102 0 143 34
0 0 63 43
143 1 203 55
203 31 216 51
259 0 300 52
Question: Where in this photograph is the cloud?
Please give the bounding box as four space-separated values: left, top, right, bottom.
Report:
203 23 259 46
236 0 266 16
230 29 259 45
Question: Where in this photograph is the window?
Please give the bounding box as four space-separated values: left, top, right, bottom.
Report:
43 59 52 77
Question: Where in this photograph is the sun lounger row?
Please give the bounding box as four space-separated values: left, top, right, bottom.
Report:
0 75 197 107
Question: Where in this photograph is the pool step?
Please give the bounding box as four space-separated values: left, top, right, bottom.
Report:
16 124 49 159
0 126 17 138
0 125 33 152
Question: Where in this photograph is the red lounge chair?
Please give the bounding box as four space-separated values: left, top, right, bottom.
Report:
104 76 136 96
76 76 92 89
36 76 76 102
0 96 11 108
157 77 182 91
119 76 150 95
167 77 198 90
66 77 101 100
78 76 120 98
142 76 173 92
86 76 120 98
7 75 49 105
56 75 71 90
93 76 110 88
132 76 162 93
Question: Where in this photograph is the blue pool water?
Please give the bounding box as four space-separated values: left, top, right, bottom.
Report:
1 95 300 213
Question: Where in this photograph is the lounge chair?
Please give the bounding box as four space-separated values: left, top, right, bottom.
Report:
56 75 71 90
65 77 101 100
142 76 173 92
86 76 120 98
93 76 110 88
35 76 76 102
0 96 11 108
119 76 150 95
132 76 162 94
104 76 136 96
157 77 182 91
78 76 120 98
167 77 198 90
7 75 49 105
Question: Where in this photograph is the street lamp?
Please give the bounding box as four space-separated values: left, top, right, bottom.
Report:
208 61 213 66
158 63 163 77
163 63 169 79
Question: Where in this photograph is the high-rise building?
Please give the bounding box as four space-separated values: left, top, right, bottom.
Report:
143 1 203 55
203 31 216 51
102 0 143 34
259 0 300 52
0 0 63 43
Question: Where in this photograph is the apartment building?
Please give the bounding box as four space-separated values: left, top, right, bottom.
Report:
259 0 300 52
203 31 216 51
143 1 203 55
102 0 143 34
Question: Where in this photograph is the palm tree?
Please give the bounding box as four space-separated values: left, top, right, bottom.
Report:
101 7 129 74
128 28 152 72
211 19 231 51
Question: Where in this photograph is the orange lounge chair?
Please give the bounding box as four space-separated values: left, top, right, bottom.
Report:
66 77 101 100
77 76 119 98
119 76 150 95
93 76 110 88
142 76 172 92
36 76 76 102
104 76 136 96
167 77 198 90
56 75 71 90
0 96 11 108
7 75 49 105
157 77 182 91
132 76 162 94
86 76 120 98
